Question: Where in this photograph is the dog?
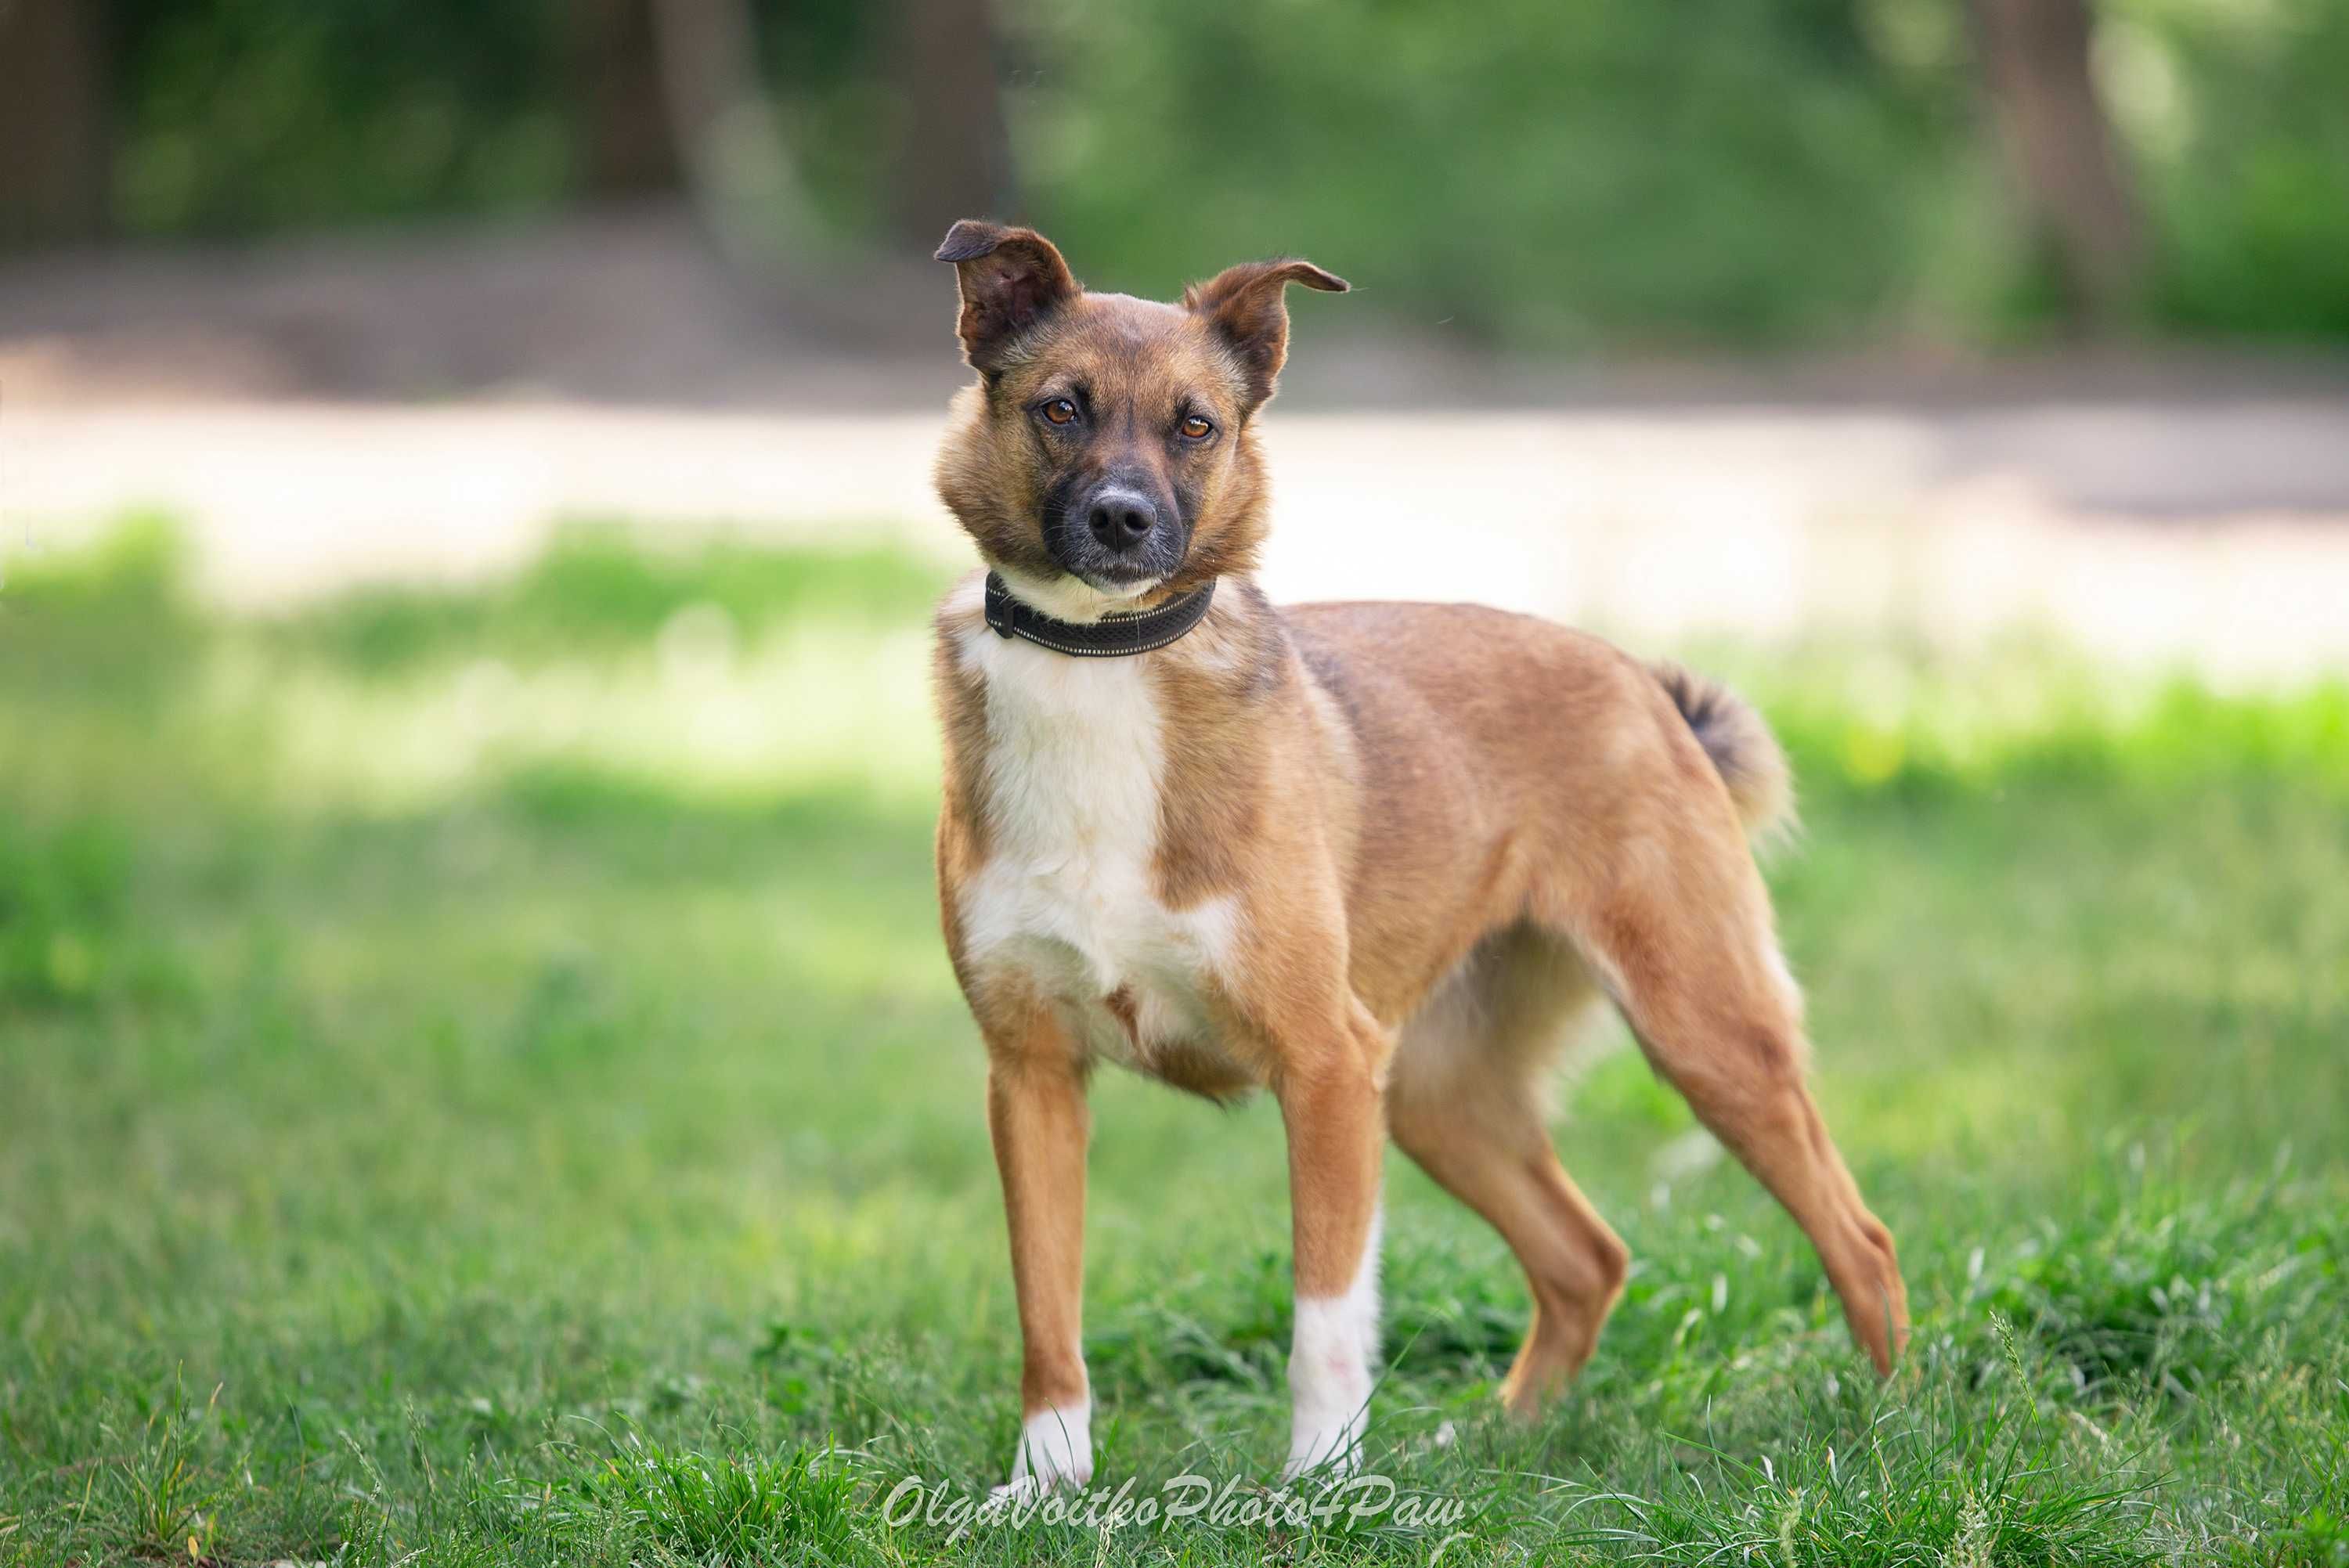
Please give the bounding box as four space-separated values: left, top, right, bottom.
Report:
926 219 1909 1494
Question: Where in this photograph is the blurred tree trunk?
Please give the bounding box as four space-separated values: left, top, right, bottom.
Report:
1965 0 2145 329
0 0 111 246
566 0 684 196
648 0 814 276
885 0 1014 243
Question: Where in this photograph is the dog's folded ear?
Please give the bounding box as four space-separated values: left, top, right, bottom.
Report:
936 220 1080 374
1185 259 1349 409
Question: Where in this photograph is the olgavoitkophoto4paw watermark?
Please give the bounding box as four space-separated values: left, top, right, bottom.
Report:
882 1471 1477 1541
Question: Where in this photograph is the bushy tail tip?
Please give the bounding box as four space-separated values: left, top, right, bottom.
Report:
1650 661 1796 846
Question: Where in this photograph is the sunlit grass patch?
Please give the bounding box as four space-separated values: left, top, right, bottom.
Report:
210 612 943 812
1716 637 2349 799
267 520 948 674
233 522 954 813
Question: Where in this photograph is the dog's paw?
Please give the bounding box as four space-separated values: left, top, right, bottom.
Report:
990 1472 1070 1505
1279 1415 1365 1486
998 1401 1092 1498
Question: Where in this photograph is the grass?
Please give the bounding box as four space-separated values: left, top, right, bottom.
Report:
2 520 2345 1565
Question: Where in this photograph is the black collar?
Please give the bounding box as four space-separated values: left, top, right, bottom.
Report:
983 572 1217 658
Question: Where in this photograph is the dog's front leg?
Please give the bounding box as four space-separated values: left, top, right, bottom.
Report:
983 1011 1093 1496
1272 1000 1388 1481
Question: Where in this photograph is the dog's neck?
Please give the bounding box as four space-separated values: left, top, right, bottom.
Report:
982 565 1221 657
947 568 1281 687
990 564 1201 625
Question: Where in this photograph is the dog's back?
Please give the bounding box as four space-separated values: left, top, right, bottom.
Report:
1283 597 1788 839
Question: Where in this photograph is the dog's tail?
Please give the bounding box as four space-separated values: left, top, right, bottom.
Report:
1651 662 1796 846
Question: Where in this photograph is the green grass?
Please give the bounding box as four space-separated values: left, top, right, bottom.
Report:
2 521 2345 1566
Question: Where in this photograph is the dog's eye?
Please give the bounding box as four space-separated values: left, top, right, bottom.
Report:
1179 415 1214 441
1041 398 1078 426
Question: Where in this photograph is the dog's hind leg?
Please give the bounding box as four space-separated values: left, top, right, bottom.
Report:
1388 928 1629 1416
1559 845 1910 1375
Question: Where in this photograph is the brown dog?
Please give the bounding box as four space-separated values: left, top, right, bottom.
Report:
927 220 1908 1492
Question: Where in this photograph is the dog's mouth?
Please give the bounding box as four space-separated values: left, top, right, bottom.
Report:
1081 562 1164 597
1046 528 1186 600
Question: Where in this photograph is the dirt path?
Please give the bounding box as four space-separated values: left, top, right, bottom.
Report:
8 397 2347 683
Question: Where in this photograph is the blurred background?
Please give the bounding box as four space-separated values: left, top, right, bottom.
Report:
4 3 2348 1563
5 0 2349 665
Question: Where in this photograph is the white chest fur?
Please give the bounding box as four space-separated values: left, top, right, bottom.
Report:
954 622 1241 1066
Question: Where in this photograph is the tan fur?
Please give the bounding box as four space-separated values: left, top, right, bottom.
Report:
928 225 1908 1479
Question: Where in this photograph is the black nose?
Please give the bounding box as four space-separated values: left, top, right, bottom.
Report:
1086 490 1158 553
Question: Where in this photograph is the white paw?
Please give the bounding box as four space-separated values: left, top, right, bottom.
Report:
1281 1406 1367 1483
989 1472 1063 1505
1283 1328 1372 1482
999 1401 1092 1497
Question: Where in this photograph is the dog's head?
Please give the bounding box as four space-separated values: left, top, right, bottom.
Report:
931 221 1346 615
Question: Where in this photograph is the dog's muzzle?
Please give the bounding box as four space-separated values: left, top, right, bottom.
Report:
1052 473 1187 588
